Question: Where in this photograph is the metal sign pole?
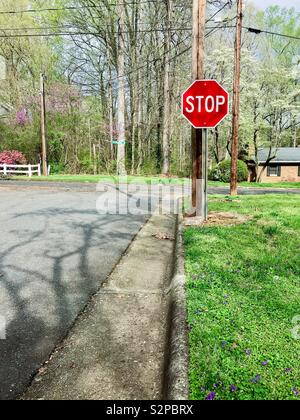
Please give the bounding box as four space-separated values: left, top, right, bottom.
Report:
204 128 208 220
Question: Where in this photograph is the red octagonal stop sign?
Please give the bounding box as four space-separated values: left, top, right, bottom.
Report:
182 80 229 129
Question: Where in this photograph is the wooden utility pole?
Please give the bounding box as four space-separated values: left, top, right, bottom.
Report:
116 0 127 176
40 73 48 176
191 0 207 218
230 0 243 196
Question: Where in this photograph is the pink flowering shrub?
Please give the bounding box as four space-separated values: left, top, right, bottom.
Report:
0 151 27 165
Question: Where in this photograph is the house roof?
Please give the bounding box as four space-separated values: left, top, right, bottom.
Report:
257 148 300 164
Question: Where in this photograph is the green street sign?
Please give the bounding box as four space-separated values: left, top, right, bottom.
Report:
112 141 126 145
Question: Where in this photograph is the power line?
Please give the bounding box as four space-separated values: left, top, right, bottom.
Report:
0 1 232 33
0 22 181 32
9 22 298 42
0 21 185 34
0 25 236 39
206 1 232 23
0 1 185 16
0 25 74 32
0 26 213 34
245 26 300 41
1 4 96 15
205 16 236 38
1 5 298 41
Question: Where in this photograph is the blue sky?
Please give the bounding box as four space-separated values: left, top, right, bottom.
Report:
248 0 299 10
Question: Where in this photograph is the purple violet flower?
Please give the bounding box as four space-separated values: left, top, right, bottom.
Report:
205 392 216 401
245 349 252 357
293 387 299 397
285 368 292 373
250 375 261 384
230 385 237 393
261 360 269 367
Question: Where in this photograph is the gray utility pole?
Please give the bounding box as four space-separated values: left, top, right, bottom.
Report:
40 73 48 176
191 0 207 219
230 0 243 196
116 0 127 176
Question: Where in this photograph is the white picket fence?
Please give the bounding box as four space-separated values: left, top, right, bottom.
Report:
0 163 41 177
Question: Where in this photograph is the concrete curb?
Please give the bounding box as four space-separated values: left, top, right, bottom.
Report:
18 210 188 401
165 216 189 400
20 212 178 401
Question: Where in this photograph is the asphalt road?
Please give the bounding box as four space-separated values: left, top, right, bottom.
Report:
0 181 299 400
0 186 148 400
1 179 300 195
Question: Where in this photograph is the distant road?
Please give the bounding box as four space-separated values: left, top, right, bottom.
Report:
0 180 300 195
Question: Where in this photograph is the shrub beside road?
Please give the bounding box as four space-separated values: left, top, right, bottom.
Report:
185 195 300 400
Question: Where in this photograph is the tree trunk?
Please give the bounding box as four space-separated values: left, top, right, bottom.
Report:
116 0 127 176
107 47 114 162
161 0 173 176
136 61 143 174
253 103 259 182
130 1 140 175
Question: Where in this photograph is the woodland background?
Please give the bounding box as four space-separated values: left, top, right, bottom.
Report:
0 0 299 177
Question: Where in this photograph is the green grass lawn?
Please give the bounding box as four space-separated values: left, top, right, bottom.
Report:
8 174 300 189
11 174 188 185
184 194 300 400
209 181 300 189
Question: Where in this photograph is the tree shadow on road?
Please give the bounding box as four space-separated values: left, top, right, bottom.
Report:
0 201 146 400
